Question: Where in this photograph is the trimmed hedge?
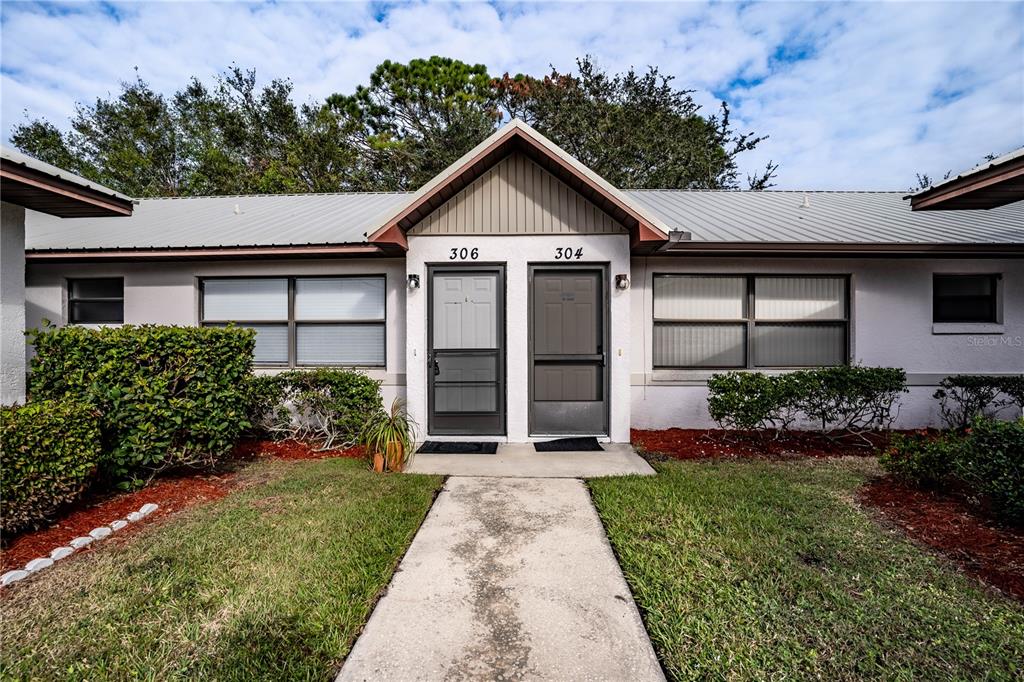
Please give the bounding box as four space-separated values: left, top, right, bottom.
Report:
934 374 1024 429
246 368 382 448
708 366 907 434
28 324 255 483
1 400 102 534
881 417 1024 525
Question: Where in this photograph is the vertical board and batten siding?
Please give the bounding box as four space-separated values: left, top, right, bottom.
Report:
411 152 625 235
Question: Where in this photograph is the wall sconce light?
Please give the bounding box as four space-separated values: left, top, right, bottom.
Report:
615 274 630 290
407 274 421 290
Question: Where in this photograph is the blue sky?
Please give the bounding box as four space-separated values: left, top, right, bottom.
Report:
1 0 1021 190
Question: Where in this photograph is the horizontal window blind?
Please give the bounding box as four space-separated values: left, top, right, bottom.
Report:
654 323 746 368
654 275 745 319
754 277 846 320
296 324 385 365
207 322 289 364
202 278 288 321
294 277 385 320
753 323 846 367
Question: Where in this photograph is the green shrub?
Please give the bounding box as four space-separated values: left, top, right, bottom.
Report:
879 432 961 488
955 417 1024 524
793 366 907 432
244 369 382 448
707 372 800 431
28 324 255 483
707 366 906 434
882 417 1024 525
243 373 289 437
1000 376 1024 412
1 400 102 534
933 374 1022 429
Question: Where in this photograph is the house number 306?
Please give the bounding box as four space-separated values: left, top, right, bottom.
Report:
555 247 584 260
449 247 479 260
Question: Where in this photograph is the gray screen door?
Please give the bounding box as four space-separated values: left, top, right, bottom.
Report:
428 267 505 435
529 268 607 435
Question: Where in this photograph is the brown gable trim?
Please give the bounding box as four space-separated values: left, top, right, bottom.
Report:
25 244 386 263
909 155 1024 211
367 121 669 251
0 163 134 217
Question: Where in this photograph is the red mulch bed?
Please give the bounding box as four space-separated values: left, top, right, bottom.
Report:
860 478 1024 601
1 474 233 573
631 428 888 460
1 439 365 574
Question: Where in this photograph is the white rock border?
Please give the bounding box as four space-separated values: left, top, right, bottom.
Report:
1 503 159 589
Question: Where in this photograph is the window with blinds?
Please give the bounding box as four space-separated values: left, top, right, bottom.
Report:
653 274 848 369
201 276 386 366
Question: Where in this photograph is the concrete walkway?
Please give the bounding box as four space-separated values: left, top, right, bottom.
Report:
406 442 656 478
337 476 665 682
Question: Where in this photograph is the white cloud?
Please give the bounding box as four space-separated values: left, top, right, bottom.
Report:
1 0 1020 189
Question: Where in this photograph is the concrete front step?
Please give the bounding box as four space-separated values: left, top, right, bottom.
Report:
405 442 656 478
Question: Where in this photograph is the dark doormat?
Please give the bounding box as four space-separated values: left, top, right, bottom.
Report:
417 441 499 454
533 437 604 452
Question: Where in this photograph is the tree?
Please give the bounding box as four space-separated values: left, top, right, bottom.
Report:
326 56 501 191
494 57 777 190
14 73 181 196
11 67 359 197
910 170 952 192
11 56 778 196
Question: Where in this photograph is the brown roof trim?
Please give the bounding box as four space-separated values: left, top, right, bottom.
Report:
909 153 1024 211
660 241 1024 258
0 163 134 217
25 244 387 263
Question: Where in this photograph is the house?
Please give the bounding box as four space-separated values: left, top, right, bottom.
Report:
1 146 133 404
16 120 1024 440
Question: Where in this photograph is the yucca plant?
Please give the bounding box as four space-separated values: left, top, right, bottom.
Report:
360 398 417 472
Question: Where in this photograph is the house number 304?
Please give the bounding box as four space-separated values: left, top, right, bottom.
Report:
449 247 479 260
555 247 584 260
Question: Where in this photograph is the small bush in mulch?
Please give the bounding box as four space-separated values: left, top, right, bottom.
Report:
881 417 1024 525
244 369 382 449
631 428 891 461
860 477 1024 601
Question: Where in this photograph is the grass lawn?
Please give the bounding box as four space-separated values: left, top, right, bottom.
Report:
1 458 443 681
589 458 1024 681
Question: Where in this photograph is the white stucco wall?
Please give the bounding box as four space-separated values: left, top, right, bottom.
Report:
22 251 1023 433
405 234 632 442
1 202 27 404
629 256 1024 429
24 258 408 406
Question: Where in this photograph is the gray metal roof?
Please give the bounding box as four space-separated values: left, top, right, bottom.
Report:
25 189 1023 252
1 145 134 203
628 190 1024 244
26 192 407 250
